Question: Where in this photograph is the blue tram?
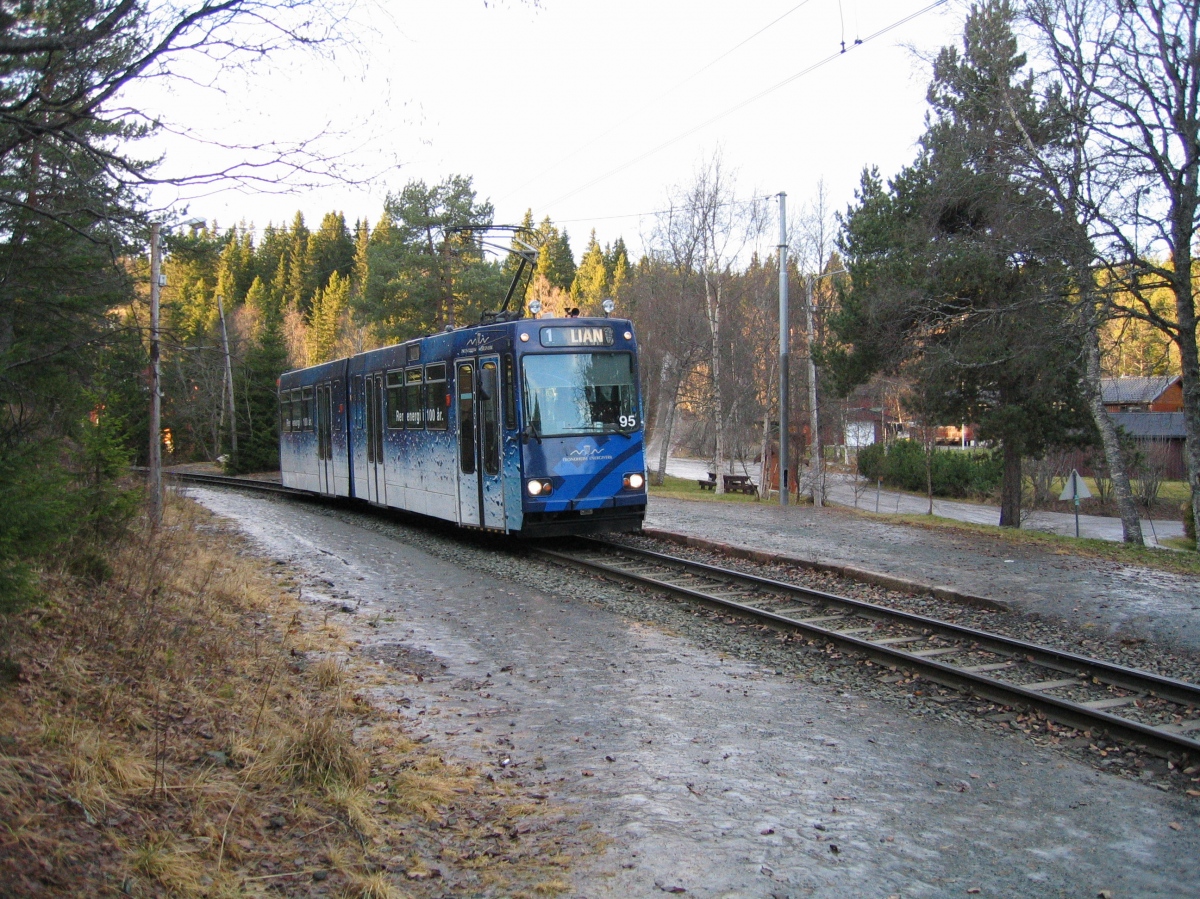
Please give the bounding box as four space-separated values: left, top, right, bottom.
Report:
278 316 647 536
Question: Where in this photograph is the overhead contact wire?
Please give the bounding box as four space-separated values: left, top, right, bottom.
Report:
497 0 817 206
540 0 950 212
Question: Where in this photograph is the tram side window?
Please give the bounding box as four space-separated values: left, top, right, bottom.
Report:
405 368 423 428
480 360 500 475
502 354 516 430
457 363 475 474
386 372 405 429
290 388 302 431
301 386 314 430
279 391 288 433
425 363 448 430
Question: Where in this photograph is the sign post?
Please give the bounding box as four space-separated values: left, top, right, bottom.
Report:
1059 469 1092 538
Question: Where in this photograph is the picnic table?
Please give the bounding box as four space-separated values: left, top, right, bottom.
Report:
698 472 757 496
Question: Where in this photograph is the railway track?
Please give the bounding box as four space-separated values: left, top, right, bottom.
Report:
537 537 1200 760
171 471 1200 760
166 470 305 498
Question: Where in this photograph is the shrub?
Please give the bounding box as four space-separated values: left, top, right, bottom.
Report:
885 439 927 492
857 443 884 481
0 413 138 615
857 439 1002 500
1185 500 1197 544
0 444 75 614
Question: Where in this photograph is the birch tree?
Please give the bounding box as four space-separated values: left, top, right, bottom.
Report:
1026 0 1200 548
653 153 759 493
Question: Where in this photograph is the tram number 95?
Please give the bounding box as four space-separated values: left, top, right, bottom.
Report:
619 415 638 429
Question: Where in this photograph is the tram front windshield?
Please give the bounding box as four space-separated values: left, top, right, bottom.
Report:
522 353 638 437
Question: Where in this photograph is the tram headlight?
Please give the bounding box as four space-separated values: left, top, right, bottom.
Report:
527 478 553 497
623 471 645 490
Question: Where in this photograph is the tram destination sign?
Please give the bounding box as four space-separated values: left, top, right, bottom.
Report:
540 326 614 348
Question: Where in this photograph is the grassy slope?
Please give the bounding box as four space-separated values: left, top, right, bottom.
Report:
0 495 580 898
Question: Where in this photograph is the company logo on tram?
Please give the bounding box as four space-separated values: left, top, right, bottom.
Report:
567 445 614 462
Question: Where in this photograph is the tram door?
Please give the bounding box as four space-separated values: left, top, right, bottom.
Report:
363 373 387 504
455 355 504 530
315 382 333 493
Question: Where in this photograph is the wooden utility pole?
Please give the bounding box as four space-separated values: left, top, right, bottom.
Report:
217 295 237 464
148 221 163 527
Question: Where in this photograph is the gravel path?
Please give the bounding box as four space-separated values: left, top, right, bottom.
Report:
645 496 1200 655
189 486 1200 899
657 457 1186 545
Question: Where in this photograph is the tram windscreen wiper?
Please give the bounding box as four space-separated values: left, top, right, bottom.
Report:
522 422 542 444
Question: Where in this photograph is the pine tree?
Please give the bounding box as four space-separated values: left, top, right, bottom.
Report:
351 218 370 298
353 176 500 340
830 1 1093 527
308 271 350 364
552 228 576 290
306 212 355 297
505 209 536 283
230 300 289 475
570 230 608 311
284 212 311 313
534 217 576 292
605 237 630 274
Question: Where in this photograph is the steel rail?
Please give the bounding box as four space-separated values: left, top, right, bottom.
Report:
166 470 313 499
536 537 1200 759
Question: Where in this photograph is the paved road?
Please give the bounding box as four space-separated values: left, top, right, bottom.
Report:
655 457 1185 546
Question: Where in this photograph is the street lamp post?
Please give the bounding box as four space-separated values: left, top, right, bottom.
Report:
777 192 789 506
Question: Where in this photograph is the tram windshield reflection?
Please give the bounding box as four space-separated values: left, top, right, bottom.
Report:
521 353 638 437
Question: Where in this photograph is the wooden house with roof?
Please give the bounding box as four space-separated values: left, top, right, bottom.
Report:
1100 376 1186 479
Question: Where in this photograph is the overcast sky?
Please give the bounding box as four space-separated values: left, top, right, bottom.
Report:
141 0 967 262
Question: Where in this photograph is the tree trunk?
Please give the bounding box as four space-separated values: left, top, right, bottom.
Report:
1081 303 1144 544
654 376 681 488
1170 258 1200 552
999 439 1022 528
705 271 725 495
925 434 934 515
649 355 677 487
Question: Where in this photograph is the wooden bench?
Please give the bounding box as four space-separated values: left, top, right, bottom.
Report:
723 474 758 496
698 472 757 495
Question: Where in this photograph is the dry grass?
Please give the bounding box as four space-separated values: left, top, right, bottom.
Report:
0 490 592 897
276 712 367 788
